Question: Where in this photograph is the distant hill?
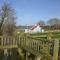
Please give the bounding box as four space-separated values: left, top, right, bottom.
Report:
16 25 33 29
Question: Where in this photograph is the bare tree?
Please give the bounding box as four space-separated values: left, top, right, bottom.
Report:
0 3 16 35
47 18 60 26
37 20 45 26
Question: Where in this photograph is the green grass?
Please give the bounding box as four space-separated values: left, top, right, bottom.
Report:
22 31 60 41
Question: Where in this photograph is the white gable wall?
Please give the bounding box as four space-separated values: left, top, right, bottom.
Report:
31 26 42 33
25 25 44 33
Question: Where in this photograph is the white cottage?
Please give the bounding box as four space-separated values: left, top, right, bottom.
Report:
25 24 44 33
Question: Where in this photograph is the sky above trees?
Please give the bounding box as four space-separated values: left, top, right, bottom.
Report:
0 0 60 25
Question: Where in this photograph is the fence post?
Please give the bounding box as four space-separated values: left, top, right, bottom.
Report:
53 39 59 60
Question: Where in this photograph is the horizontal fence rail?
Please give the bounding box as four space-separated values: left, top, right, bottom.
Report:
0 34 59 60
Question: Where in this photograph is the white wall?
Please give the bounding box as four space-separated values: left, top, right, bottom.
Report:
31 26 42 33
25 25 44 33
25 29 29 33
